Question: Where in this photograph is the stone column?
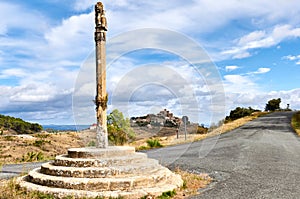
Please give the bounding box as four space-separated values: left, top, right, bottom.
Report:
94 2 108 148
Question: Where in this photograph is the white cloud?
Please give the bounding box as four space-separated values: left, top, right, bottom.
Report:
225 65 239 72
222 25 300 59
0 2 48 35
283 55 297 61
238 31 266 46
283 54 300 65
44 12 94 60
0 68 27 78
251 67 271 74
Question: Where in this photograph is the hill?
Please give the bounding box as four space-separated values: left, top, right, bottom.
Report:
0 114 43 135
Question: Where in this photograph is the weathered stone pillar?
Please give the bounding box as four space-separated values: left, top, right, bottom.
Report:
94 2 108 148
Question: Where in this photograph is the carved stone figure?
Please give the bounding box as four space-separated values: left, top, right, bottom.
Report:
95 2 107 31
95 2 103 27
100 11 107 31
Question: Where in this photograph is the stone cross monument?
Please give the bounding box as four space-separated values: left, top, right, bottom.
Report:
94 2 108 148
17 3 183 196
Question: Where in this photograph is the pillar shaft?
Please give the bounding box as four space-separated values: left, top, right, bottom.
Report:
94 2 108 148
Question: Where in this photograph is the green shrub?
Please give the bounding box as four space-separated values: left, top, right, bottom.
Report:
33 140 51 148
107 109 136 145
225 107 260 122
21 152 44 162
108 126 128 146
87 141 96 147
34 133 50 139
31 192 55 199
4 136 15 141
157 190 176 199
137 146 148 151
146 139 163 148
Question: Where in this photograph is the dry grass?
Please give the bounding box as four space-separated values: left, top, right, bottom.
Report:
206 111 268 137
0 131 95 165
291 111 300 136
173 169 212 198
0 178 80 199
0 178 45 199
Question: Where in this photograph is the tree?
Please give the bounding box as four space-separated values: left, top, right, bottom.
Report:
265 98 281 111
225 106 260 122
107 109 135 145
0 114 43 134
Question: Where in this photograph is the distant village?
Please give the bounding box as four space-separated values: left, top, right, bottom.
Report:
130 109 189 128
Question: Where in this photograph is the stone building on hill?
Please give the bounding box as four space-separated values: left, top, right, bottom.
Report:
130 109 186 128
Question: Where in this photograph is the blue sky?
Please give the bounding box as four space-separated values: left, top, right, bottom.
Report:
0 0 300 125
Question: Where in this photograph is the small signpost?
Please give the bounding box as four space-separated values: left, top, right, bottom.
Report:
182 116 188 140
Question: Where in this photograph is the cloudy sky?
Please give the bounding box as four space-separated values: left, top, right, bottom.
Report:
1 0 300 125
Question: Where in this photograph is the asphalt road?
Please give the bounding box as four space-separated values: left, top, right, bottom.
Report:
147 112 300 198
1 112 299 199
0 162 45 179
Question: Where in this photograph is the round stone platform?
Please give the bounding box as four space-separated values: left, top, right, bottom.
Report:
17 146 183 199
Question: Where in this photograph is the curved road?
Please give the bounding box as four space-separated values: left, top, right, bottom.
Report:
147 112 300 198
1 112 299 198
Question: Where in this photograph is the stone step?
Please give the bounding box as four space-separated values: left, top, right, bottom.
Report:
40 159 160 178
27 167 180 192
53 152 148 167
67 146 135 158
17 175 182 199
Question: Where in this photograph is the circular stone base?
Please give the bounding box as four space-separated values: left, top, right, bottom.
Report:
17 145 183 199
68 146 135 158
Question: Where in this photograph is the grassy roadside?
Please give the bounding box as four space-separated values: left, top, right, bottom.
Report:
291 111 300 136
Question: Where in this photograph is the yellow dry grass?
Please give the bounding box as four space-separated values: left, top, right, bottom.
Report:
291 111 300 136
0 131 90 165
173 169 212 198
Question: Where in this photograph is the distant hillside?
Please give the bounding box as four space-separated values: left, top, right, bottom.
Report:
0 114 43 134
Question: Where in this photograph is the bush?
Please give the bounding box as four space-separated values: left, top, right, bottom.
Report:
265 98 281 111
157 190 176 199
197 125 208 134
33 140 50 148
107 109 136 145
225 107 260 122
107 126 128 146
87 141 96 147
146 139 163 148
21 152 44 162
